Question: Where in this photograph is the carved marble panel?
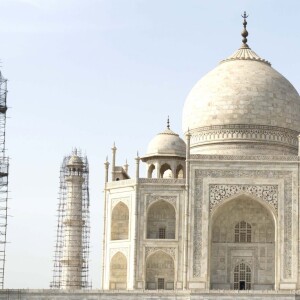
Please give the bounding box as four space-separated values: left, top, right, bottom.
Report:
209 184 278 211
146 194 177 209
190 124 298 149
111 197 129 210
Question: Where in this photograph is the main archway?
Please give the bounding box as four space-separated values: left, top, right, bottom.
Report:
210 194 275 290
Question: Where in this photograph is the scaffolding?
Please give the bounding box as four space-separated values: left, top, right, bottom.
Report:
0 71 8 289
50 151 90 289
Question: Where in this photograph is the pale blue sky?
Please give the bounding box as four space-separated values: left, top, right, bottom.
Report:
1 0 299 288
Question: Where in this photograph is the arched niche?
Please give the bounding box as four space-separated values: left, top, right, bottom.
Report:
146 251 174 290
160 163 173 178
109 252 127 290
210 195 275 290
111 202 129 240
147 200 175 239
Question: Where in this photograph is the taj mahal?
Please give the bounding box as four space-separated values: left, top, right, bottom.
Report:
3 12 300 300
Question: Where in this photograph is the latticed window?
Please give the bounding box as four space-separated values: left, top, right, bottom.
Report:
157 278 165 289
233 263 251 290
158 227 166 239
235 221 251 243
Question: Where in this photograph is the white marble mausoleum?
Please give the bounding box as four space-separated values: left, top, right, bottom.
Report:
3 13 300 300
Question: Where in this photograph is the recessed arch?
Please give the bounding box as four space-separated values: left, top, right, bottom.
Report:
109 252 127 290
147 200 176 239
145 250 174 290
111 201 129 240
210 194 275 290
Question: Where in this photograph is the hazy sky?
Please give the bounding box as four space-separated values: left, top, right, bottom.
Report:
1 0 300 289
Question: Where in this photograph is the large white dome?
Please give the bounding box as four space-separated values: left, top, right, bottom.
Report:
182 46 300 155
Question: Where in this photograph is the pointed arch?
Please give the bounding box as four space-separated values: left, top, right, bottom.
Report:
146 250 174 290
111 202 129 240
160 163 172 178
109 252 127 290
147 200 176 239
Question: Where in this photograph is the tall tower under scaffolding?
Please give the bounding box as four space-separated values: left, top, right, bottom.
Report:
51 149 90 289
0 70 8 289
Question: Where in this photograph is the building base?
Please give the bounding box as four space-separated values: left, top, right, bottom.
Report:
1 289 300 300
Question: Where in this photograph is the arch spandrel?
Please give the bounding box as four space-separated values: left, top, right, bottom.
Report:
210 187 278 221
146 195 177 211
111 198 129 210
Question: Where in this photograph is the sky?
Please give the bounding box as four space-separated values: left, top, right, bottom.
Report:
0 0 300 289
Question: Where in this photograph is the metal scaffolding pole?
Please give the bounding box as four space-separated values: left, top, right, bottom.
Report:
0 70 8 289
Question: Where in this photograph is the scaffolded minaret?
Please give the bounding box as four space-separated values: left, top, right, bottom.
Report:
51 149 90 289
0 69 8 288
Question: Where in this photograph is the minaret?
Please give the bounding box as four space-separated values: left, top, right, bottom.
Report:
61 149 85 289
51 149 90 289
111 143 117 181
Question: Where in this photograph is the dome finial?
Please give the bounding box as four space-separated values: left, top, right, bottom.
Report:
167 115 170 129
241 11 249 48
222 11 270 65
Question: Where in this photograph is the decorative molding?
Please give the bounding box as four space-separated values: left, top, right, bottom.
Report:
138 178 185 185
145 247 176 260
106 179 136 189
190 154 299 161
209 184 278 211
110 247 129 260
146 195 177 209
193 169 293 279
190 124 298 149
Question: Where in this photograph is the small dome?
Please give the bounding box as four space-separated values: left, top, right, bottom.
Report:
144 128 186 158
67 150 83 167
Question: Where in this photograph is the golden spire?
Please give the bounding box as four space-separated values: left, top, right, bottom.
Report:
241 11 249 48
